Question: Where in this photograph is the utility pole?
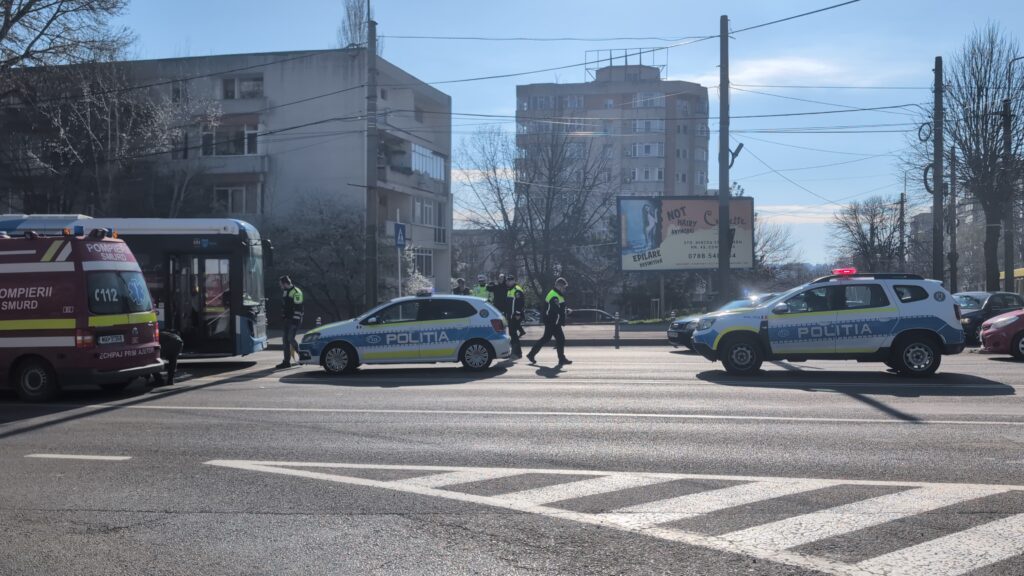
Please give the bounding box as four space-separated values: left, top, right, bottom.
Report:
932 56 945 283
948 150 958 293
899 172 906 267
716 14 732 303
364 17 379 306
1003 97 1015 293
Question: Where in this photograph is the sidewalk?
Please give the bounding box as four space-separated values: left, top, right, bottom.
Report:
267 323 670 349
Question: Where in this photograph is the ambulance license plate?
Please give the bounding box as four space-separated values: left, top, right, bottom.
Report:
98 334 125 345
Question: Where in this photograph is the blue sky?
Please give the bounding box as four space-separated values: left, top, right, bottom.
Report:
116 0 1024 263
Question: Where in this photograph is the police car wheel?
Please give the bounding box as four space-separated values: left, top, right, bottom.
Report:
15 357 59 402
322 343 356 374
1010 333 1024 360
720 337 763 376
460 340 494 371
894 337 941 377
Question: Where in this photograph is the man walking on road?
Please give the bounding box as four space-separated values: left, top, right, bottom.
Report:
277 275 304 369
504 274 525 359
527 277 572 365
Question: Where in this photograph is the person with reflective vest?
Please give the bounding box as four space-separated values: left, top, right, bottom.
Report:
526 277 572 365
470 274 490 300
277 275 304 369
504 274 526 358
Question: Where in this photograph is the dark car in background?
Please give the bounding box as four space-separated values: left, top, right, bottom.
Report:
567 308 617 324
667 293 778 349
954 291 1024 343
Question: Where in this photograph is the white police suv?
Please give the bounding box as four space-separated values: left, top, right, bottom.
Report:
298 294 512 374
691 269 966 377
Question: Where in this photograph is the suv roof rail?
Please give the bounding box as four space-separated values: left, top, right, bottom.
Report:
810 272 925 284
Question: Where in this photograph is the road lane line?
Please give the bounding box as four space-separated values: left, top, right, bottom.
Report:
855 512 1024 576
400 469 523 488
98 404 1024 426
24 453 131 461
496 473 674 506
720 484 1011 551
597 479 837 529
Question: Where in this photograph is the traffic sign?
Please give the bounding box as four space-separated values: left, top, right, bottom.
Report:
394 223 406 249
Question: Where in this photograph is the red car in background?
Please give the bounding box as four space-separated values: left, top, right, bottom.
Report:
979 309 1024 360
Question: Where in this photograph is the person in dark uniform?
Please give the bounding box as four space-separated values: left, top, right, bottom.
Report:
153 329 183 386
504 275 525 359
526 277 572 365
277 275 304 369
452 278 471 295
488 273 508 315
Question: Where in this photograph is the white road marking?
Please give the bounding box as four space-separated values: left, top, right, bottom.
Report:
721 484 1011 550
599 479 837 529
500 473 673 506
204 461 1024 576
25 453 131 461
856 513 1024 576
98 404 1024 426
400 468 520 488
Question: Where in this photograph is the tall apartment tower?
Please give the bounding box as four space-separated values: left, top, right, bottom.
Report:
516 64 711 197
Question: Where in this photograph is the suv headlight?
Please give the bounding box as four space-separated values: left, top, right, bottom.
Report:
989 316 1020 330
697 317 716 331
301 332 321 343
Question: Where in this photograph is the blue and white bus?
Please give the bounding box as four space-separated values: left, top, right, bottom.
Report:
0 215 269 357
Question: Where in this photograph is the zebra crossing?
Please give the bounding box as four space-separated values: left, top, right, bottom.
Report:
206 460 1024 576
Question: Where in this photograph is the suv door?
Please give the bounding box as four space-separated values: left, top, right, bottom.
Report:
767 286 837 355
357 300 423 362
417 299 477 361
834 283 896 354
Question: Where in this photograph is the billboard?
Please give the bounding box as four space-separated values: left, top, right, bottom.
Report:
618 196 754 271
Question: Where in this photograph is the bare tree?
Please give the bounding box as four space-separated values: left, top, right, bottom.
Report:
829 196 903 272
0 0 132 94
335 0 381 54
907 24 1024 289
457 126 617 302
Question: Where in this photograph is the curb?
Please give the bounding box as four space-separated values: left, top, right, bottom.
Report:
268 339 670 351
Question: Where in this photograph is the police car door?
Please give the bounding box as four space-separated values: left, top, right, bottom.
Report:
359 300 423 363
417 299 475 361
767 286 837 355
834 283 897 354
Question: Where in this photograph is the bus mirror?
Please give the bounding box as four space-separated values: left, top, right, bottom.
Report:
262 238 274 267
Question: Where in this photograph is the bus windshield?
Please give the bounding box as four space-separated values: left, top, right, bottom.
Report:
243 243 264 306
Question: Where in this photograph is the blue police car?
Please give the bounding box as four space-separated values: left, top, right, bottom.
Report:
298 294 512 374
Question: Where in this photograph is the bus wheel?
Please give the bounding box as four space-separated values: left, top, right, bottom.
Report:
99 381 133 393
322 343 357 375
15 358 59 402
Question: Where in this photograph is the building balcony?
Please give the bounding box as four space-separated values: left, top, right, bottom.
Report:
219 97 268 116
378 165 446 196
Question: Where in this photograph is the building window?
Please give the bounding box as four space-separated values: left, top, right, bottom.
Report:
221 76 263 100
677 99 689 114
629 168 637 181
603 143 614 159
412 143 445 181
657 168 664 181
643 168 651 181
414 107 425 122
682 125 689 135
681 172 687 183
601 120 613 134
633 91 665 108
171 81 185 103
215 184 260 214
629 142 664 158
380 88 388 100
698 170 706 184
528 95 553 110
414 249 433 277
675 172 681 182
696 149 706 161
201 124 259 156
604 98 615 109
633 119 665 133
562 94 584 109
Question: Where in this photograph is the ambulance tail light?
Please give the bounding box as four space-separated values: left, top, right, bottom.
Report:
833 267 857 276
75 329 95 349
490 319 505 333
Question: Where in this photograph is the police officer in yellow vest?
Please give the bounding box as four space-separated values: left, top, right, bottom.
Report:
277 275 304 369
470 274 490 300
527 277 572 365
504 274 525 358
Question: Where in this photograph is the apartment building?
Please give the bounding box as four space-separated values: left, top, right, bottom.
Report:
516 64 711 198
0 48 452 294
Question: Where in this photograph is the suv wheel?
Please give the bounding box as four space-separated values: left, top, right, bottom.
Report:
893 337 941 377
720 336 763 376
15 358 59 402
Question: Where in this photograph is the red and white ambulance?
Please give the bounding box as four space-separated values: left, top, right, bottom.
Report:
0 228 163 401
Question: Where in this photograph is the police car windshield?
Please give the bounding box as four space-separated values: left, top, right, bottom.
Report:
719 299 756 311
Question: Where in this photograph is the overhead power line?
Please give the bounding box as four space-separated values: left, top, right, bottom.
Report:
730 0 862 34
381 35 710 42
734 83 930 91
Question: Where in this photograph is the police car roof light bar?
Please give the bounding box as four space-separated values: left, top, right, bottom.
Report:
833 267 857 276
810 272 925 284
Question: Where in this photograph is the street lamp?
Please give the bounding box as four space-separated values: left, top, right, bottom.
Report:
1002 56 1023 292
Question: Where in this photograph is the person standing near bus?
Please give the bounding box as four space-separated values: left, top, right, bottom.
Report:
277 275 304 369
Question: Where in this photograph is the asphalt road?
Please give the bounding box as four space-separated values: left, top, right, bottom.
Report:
1 347 1023 576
